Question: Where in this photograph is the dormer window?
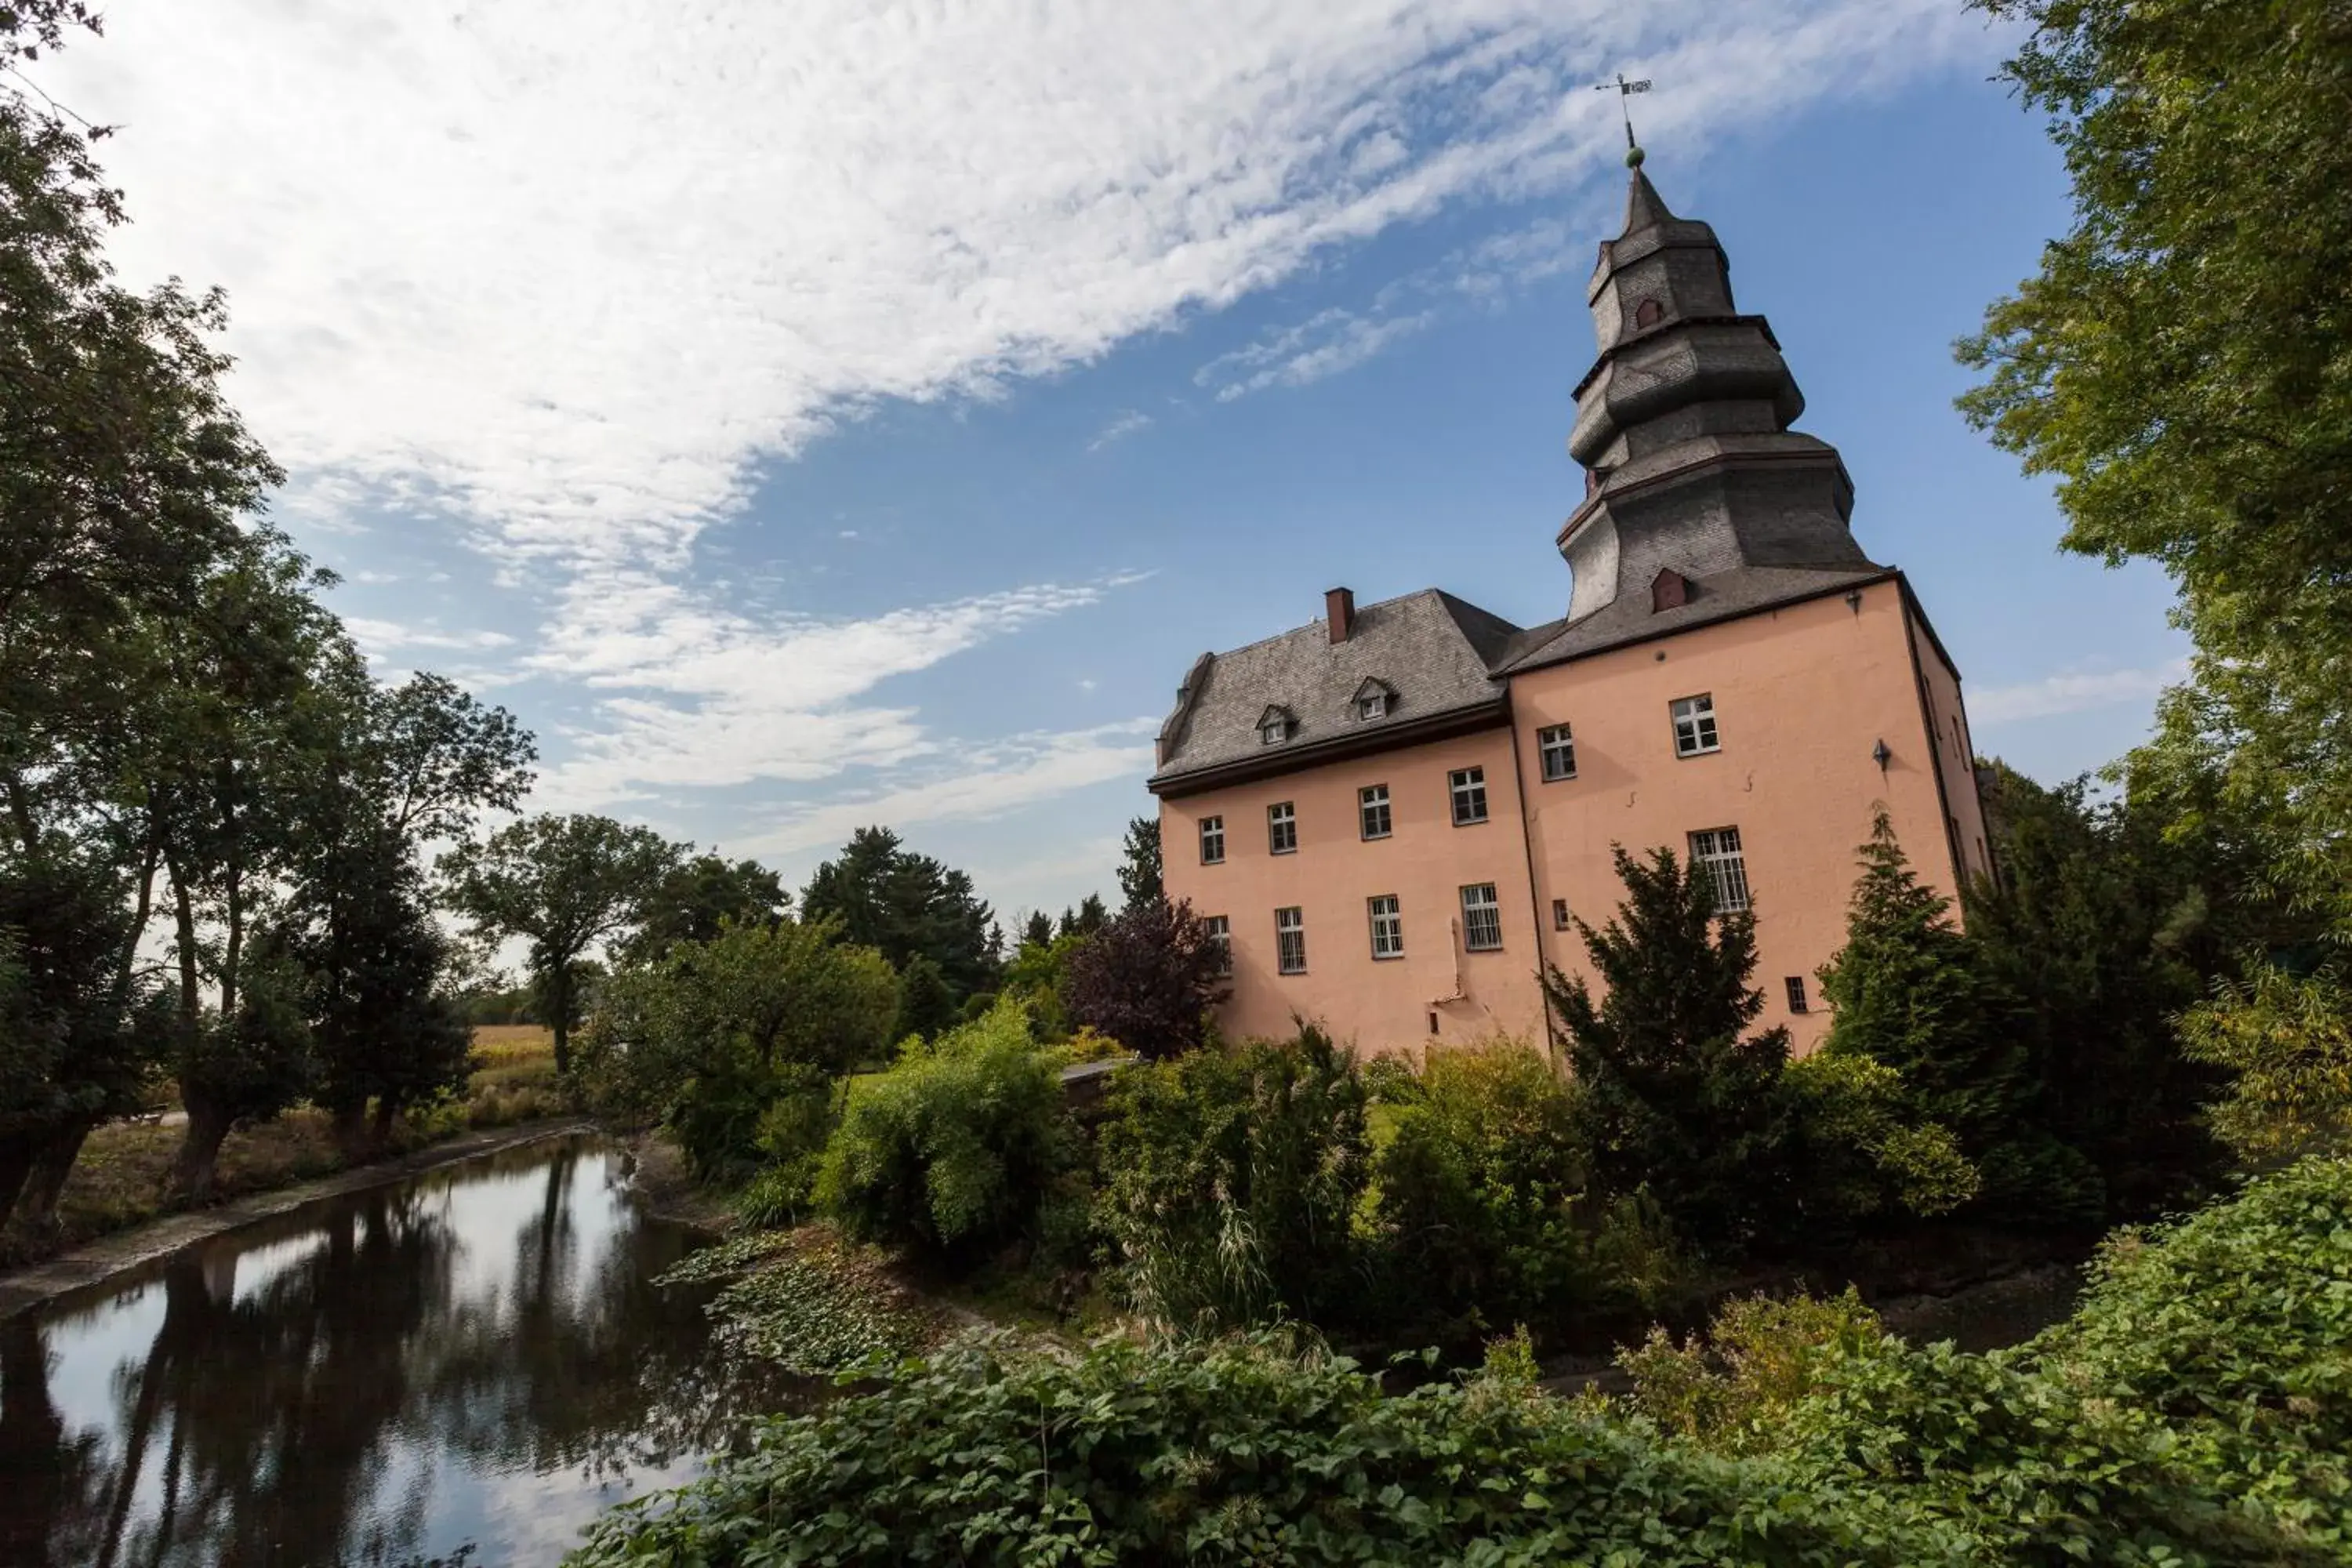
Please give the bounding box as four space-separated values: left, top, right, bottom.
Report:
1634 296 1664 329
1352 678 1395 721
1258 705 1294 746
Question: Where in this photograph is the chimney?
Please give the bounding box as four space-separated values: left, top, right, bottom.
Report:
1325 586 1355 644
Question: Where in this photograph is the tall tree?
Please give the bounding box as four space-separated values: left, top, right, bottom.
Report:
1116 816 1162 912
441 814 683 1074
617 852 787 967
1021 909 1054 949
1958 0 2352 941
1541 844 1793 1252
800 826 996 1000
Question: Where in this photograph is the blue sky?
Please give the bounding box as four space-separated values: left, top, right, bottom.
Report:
49 2 2183 933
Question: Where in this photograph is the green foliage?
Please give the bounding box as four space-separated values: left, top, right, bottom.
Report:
655 1234 931 1377
1618 1290 1885 1456
576 916 896 1181
815 998 1072 1258
1115 815 1162 911
1057 895 1229 1060
1374 1039 1677 1346
1096 1026 1370 1335
1784 1053 1980 1223
442 813 685 1073
1958 0 2352 944
1966 764 2240 1214
1542 844 1794 1252
800 826 999 1003
616 852 788 967
2176 964 2352 1163
891 951 960 1044
999 931 1082 1039
572 1159 2352 1568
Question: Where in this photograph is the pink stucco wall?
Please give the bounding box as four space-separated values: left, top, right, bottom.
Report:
1160 576 1982 1059
1160 724 1542 1054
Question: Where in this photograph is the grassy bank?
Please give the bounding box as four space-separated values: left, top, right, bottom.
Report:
1 1028 572 1265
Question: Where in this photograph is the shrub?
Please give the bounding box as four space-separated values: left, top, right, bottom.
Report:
1095 1025 1370 1335
1374 1039 1676 1346
815 998 1072 1257
1541 844 1795 1252
733 1065 838 1227
1617 1290 1885 1454
2176 961 2352 1163
1058 895 1231 1059
1782 1052 1979 1227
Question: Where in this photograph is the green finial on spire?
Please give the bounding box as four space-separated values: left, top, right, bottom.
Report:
1595 71 1653 167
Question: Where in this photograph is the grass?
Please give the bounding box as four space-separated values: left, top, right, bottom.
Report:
0 1026 574 1265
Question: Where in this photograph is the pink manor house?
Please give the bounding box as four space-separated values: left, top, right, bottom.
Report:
1149 158 1991 1057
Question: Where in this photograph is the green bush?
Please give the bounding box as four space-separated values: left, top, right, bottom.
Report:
2176 962 2352 1163
1095 1025 1370 1335
1783 1052 1980 1227
1617 1290 1885 1454
1374 1039 1678 1346
570 1158 2352 1567
815 998 1072 1257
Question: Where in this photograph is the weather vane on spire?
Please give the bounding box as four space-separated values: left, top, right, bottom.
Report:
1593 71 1653 166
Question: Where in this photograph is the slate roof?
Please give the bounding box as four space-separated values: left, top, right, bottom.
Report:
1151 590 1517 786
1149 564 1897 793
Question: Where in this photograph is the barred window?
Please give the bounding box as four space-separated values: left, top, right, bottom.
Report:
1448 767 1488 826
1689 826 1751 913
1538 723 1577 782
1268 801 1297 855
1367 895 1403 959
1552 898 1572 931
1199 816 1225 865
1460 884 1502 951
1276 907 1306 975
1671 694 1720 757
1359 783 1392 840
1785 975 1809 1014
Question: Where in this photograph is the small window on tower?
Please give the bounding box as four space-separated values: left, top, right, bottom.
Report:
1634 296 1664 328
1785 976 1809 1014
1552 898 1572 931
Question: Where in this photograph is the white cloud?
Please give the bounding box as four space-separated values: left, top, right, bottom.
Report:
43 0 1999 818
345 616 517 655
1970 661 2188 724
742 722 1158 858
1198 305 1438 400
1087 409 1153 451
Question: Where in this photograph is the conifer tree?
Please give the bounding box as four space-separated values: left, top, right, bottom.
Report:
1541 844 1792 1250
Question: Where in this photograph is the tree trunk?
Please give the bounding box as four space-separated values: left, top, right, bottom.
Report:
328 1102 370 1163
14 1118 93 1235
168 858 200 1027
166 1085 234 1203
550 967 573 1076
0 1133 37 1236
369 1097 398 1152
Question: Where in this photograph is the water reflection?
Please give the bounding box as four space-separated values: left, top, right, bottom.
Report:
0 1138 773 1567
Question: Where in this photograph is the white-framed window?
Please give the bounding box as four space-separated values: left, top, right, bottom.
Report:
1276 906 1306 974
1671 694 1720 757
1261 717 1287 745
1202 914 1230 970
1689 826 1751 913
1538 723 1577 782
1449 766 1489 826
1359 783 1392 840
1268 801 1298 855
1552 898 1572 931
1460 884 1502 951
1358 691 1389 720
1367 895 1403 959
1199 815 1225 865
1784 975 1808 1014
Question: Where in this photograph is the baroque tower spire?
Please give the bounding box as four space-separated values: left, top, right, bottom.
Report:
1558 162 1876 622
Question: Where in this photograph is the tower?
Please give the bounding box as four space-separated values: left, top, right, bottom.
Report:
1557 162 1878 622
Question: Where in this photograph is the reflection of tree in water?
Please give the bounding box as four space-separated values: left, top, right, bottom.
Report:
419 1147 777 1483
2 1140 784 1568
82 1185 457 1568
0 1317 110 1568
